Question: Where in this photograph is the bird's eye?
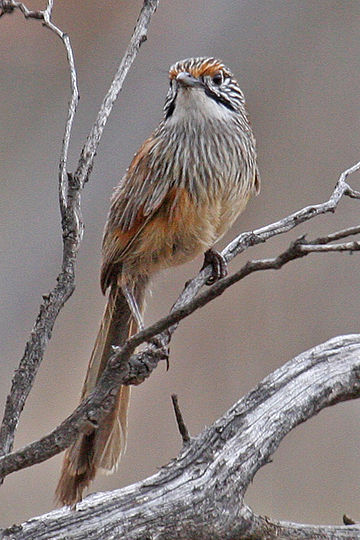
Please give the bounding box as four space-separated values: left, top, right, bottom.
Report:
212 72 223 86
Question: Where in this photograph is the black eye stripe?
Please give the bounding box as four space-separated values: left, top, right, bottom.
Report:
164 69 243 119
204 87 236 111
165 99 176 119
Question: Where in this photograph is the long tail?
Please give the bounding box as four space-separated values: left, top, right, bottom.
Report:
55 280 146 507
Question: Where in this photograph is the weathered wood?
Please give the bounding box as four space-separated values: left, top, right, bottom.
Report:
2 335 359 539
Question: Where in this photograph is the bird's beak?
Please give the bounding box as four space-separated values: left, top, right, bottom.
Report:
176 72 202 88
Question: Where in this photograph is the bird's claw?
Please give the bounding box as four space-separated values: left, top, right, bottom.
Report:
202 248 228 285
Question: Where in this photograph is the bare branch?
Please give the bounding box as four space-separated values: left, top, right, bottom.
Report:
311 225 360 244
239 509 360 539
74 0 160 188
300 240 360 253
0 0 79 216
0 0 49 18
0 0 80 462
0 0 159 464
171 394 190 445
223 160 360 262
2 335 359 539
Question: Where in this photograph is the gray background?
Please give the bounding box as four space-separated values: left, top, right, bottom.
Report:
1 0 359 528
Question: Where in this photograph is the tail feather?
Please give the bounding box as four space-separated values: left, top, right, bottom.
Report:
55 281 145 507
96 384 131 473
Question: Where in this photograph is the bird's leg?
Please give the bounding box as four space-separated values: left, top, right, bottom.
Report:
122 284 144 331
202 248 228 285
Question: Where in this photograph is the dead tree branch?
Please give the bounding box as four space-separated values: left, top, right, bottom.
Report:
0 0 159 466
0 0 81 460
74 0 160 188
1 335 359 539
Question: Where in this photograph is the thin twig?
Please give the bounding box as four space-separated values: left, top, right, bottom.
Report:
311 225 360 245
171 394 190 445
0 0 47 18
0 1 79 215
300 240 360 252
224 160 360 261
0 0 80 462
74 0 160 188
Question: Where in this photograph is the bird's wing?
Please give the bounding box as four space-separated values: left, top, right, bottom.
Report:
100 134 173 292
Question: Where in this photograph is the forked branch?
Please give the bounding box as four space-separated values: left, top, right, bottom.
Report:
0 0 159 465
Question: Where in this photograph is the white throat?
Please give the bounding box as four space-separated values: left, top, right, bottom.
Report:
167 87 233 125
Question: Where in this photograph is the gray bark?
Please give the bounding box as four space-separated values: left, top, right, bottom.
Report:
2 335 359 540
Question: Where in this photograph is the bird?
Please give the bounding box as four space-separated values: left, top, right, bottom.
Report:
55 56 260 507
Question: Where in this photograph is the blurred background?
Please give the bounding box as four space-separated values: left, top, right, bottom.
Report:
1 0 360 529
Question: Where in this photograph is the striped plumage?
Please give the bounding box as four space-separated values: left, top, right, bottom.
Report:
102 57 259 288
56 57 260 506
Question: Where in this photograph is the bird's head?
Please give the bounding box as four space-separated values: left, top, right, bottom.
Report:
163 57 245 122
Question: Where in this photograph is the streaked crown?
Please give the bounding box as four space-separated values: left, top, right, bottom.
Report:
164 57 245 119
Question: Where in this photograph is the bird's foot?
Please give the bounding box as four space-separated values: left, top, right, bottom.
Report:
202 248 228 285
